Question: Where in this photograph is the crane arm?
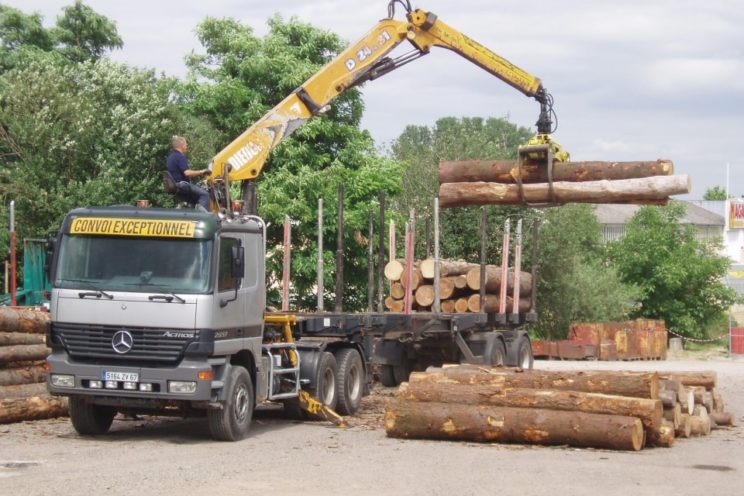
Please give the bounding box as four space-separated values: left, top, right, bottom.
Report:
208 3 564 191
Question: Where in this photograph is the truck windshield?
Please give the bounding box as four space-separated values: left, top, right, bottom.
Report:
54 235 212 294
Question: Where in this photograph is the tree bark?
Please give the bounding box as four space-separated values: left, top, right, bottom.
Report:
465 266 532 295
438 175 690 208
0 366 46 387
466 294 531 313
0 307 50 334
659 389 677 408
0 344 50 364
710 411 736 427
420 259 478 279
438 159 675 184
0 382 47 399
0 332 46 346
678 387 694 415
663 403 682 429
0 395 68 424
411 367 660 399
657 372 716 390
712 390 724 413
398 381 662 433
384 399 644 451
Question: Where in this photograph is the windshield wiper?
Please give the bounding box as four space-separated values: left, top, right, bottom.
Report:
138 283 186 304
59 278 114 300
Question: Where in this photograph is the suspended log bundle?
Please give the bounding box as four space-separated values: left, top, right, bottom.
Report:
386 365 735 451
438 175 691 208
438 158 689 207
384 258 533 314
0 308 68 423
438 159 675 184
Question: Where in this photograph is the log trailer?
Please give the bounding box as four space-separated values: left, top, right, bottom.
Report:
46 1 556 441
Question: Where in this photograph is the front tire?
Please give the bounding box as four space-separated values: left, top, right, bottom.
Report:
208 366 254 441
68 397 116 436
335 348 364 415
516 336 534 369
486 338 507 367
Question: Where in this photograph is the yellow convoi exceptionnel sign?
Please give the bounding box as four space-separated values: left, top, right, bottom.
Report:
69 217 197 238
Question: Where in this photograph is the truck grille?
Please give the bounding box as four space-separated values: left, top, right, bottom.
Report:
52 323 196 365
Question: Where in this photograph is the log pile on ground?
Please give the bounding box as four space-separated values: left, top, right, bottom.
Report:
0 307 67 424
384 365 735 450
437 159 691 208
383 258 532 313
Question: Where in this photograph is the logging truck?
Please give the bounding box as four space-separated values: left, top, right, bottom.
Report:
45 0 546 441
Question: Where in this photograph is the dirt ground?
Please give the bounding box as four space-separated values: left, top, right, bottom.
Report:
1 356 743 496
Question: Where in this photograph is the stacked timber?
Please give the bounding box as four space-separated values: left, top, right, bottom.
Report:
0 307 67 424
383 258 532 313
384 365 735 450
658 372 736 438
437 159 691 208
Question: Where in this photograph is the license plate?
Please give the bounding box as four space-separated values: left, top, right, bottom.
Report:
103 371 139 382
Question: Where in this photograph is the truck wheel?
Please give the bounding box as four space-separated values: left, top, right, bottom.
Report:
335 348 364 415
486 338 507 366
208 366 254 441
68 397 116 436
380 365 397 387
311 351 338 411
516 336 534 369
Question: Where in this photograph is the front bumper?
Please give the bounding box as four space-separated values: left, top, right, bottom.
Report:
46 351 214 403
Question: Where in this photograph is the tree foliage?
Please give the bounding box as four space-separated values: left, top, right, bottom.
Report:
534 204 641 339
0 1 121 71
182 15 402 310
0 54 219 258
703 186 728 201
608 202 737 338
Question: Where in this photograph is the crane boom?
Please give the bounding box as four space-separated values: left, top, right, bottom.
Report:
206 3 563 210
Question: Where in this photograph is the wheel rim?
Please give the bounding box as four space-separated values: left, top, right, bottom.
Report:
347 364 361 402
233 383 249 422
519 348 531 368
321 367 336 404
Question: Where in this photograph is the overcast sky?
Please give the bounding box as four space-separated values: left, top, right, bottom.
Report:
7 0 744 199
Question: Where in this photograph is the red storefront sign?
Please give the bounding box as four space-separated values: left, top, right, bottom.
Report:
729 201 744 229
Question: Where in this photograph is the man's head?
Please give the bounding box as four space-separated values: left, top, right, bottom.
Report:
172 135 188 152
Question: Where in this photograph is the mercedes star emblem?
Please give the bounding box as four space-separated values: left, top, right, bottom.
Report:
112 330 134 354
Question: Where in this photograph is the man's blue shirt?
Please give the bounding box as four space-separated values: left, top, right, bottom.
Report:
166 150 189 183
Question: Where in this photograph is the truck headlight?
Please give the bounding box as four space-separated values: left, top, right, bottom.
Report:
51 374 75 388
168 381 196 394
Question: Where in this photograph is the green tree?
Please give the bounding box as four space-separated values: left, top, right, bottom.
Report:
535 204 641 339
182 15 403 310
0 1 121 71
0 55 219 254
53 0 123 63
608 202 737 338
703 186 728 201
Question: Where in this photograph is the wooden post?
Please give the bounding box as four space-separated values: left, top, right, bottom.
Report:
335 184 344 312
479 207 487 313
9 200 16 306
367 212 374 312
529 219 539 320
499 219 510 317
511 219 522 321
317 198 324 311
433 198 441 315
404 210 415 316
377 192 385 313
282 215 291 312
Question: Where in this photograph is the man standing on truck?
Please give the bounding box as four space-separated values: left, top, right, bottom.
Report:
166 135 210 211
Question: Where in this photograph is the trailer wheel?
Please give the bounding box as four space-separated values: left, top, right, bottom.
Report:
516 336 534 369
335 348 364 415
208 366 254 441
486 338 507 367
68 397 116 436
312 352 338 411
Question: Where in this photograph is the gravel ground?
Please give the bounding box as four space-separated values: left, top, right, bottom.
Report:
1 355 742 496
